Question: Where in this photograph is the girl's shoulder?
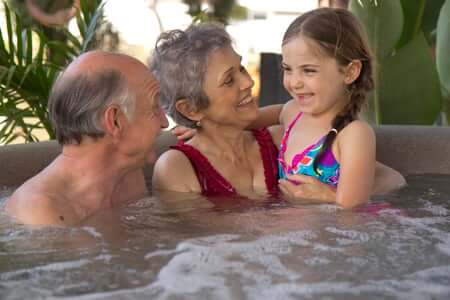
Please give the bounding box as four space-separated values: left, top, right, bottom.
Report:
279 99 298 126
340 119 374 134
337 120 375 145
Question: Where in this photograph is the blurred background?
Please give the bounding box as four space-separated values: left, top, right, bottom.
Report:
0 0 448 144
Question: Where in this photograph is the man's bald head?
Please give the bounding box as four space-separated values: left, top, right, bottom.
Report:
48 51 159 145
63 51 146 81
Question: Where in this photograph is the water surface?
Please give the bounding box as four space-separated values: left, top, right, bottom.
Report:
1 175 449 299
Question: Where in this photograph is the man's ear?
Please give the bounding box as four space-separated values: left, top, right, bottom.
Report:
344 60 362 85
103 105 126 139
175 98 203 122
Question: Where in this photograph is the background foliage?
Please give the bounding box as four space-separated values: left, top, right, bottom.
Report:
0 0 110 144
350 0 450 125
182 0 247 24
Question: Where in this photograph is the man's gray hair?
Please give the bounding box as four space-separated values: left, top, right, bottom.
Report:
150 22 232 128
48 69 136 145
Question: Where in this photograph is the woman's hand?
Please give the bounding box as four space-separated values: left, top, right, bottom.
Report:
171 125 196 140
278 174 336 204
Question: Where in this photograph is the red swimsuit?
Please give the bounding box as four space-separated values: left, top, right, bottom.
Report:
170 128 279 197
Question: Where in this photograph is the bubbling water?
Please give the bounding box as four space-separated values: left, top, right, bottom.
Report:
0 175 449 299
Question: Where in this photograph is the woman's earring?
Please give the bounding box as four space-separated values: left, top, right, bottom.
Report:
196 120 201 128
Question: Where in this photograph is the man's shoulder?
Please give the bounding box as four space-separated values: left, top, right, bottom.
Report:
5 179 68 226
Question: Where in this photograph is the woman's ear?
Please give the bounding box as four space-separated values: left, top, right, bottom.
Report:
175 99 203 122
103 104 126 139
344 60 362 85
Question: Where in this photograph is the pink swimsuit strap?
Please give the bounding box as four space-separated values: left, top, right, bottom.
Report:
278 111 304 172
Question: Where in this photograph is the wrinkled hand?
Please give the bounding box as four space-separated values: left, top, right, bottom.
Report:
171 125 196 140
278 174 336 204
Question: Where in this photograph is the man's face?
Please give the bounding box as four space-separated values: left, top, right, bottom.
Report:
121 69 169 166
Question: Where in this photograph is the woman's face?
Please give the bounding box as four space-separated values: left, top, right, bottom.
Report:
200 45 257 129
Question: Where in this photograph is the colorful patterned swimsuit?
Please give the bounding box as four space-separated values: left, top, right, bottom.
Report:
278 112 340 188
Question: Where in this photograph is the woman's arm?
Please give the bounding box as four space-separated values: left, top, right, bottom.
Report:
373 162 406 194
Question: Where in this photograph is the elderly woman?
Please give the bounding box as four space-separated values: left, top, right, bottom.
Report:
150 23 404 203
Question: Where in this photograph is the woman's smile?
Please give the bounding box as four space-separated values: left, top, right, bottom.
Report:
237 94 254 107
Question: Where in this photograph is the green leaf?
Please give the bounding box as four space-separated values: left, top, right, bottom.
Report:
34 31 47 64
422 0 447 43
0 120 17 143
61 28 82 51
25 30 33 64
5 2 15 62
81 3 105 52
378 32 442 124
436 0 450 98
76 12 87 40
396 0 426 48
349 0 404 60
0 18 6 53
15 11 24 66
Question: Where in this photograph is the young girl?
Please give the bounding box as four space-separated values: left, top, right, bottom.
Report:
171 8 401 207
276 7 376 208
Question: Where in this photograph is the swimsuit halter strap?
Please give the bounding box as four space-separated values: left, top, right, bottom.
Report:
279 111 303 156
285 111 303 135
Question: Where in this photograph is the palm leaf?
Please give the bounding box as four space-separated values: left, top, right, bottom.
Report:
81 2 105 52
0 0 107 143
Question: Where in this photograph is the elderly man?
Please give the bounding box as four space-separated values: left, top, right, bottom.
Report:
5 51 169 225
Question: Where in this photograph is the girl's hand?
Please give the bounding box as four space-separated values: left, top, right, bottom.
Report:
279 174 336 204
171 126 196 140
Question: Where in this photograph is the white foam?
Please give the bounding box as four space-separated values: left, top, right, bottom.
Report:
1 259 91 281
325 227 370 244
147 232 319 297
81 226 103 239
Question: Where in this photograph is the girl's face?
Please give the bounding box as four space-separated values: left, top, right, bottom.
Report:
200 45 257 129
281 36 349 117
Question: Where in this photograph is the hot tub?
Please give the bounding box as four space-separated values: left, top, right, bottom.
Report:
0 126 449 299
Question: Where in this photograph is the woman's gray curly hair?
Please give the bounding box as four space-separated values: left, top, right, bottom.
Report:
149 23 232 128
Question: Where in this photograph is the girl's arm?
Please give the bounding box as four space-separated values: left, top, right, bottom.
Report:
334 120 376 208
278 161 404 207
278 174 337 203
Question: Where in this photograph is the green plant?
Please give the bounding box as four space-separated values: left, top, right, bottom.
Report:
436 0 450 122
183 0 236 24
350 0 450 125
0 0 105 144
